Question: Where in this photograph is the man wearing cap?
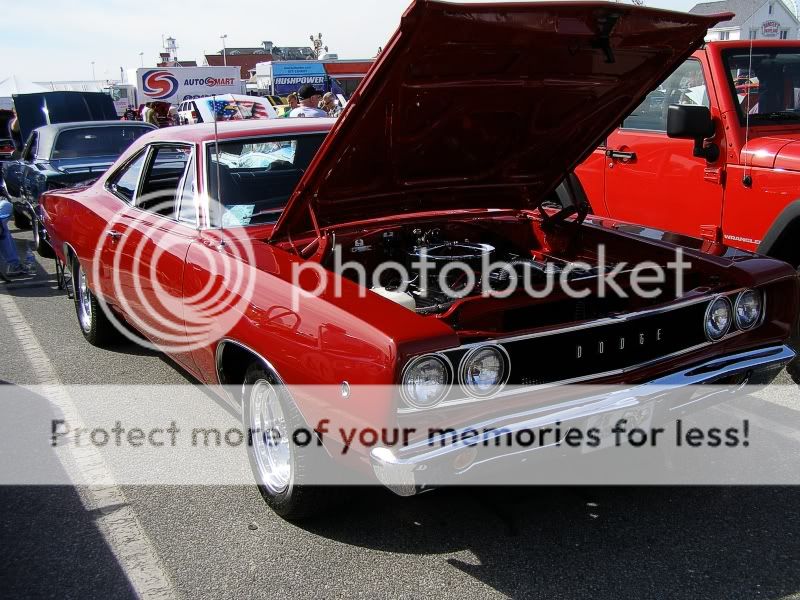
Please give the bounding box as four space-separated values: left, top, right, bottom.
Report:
289 84 329 118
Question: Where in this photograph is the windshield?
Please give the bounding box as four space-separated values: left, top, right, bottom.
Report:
207 133 326 227
723 48 800 125
52 126 152 159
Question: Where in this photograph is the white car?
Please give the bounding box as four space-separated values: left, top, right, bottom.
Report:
177 94 277 125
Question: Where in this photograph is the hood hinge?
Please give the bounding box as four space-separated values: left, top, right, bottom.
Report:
703 166 725 185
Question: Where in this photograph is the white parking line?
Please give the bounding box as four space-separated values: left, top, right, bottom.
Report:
0 293 176 600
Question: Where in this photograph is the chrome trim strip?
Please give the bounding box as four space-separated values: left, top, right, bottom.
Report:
215 338 287 388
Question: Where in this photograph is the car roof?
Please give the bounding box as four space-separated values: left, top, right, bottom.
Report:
33 120 154 136
32 121 156 159
139 117 336 145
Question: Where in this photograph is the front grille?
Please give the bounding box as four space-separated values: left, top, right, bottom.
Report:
443 299 710 390
502 301 709 385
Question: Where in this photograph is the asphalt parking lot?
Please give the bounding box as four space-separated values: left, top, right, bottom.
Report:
2 225 800 600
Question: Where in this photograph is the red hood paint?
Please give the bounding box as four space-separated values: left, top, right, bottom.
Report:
272 0 730 241
741 133 800 170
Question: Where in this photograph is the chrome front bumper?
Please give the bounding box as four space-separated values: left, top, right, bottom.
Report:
370 345 795 496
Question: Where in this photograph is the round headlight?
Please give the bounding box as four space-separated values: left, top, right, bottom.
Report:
735 289 763 330
459 345 510 398
400 355 452 409
705 296 733 341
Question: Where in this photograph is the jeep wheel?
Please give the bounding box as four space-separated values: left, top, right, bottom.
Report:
242 362 332 520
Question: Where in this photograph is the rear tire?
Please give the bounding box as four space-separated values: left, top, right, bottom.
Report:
242 362 334 520
71 257 118 347
32 217 55 259
12 204 30 230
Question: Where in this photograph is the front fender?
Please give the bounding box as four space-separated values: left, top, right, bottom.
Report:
757 198 800 258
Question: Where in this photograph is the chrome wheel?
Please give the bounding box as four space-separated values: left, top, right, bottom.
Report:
249 379 291 494
76 268 93 333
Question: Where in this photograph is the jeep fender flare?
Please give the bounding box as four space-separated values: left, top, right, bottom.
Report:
757 199 800 262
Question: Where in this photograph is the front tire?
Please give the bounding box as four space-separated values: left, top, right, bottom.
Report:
72 257 117 347
242 362 332 520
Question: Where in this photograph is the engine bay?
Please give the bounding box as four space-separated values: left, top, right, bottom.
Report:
315 215 694 334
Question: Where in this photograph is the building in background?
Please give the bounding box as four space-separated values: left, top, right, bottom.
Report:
203 41 319 83
690 0 800 40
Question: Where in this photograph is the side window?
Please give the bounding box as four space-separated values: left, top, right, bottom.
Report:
107 150 148 203
622 59 709 132
177 157 198 225
137 145 191 217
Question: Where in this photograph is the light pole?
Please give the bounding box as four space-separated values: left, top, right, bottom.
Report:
91 61 96 80
220 34 228 66
139 52 144 67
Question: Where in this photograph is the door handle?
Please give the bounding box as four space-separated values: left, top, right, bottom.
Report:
107 230 123 240
605 149 637 161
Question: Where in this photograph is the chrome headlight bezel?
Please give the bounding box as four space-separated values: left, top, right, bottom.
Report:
704 295 733 342
734 289 763 331
399 353 453 410
458 344 511 399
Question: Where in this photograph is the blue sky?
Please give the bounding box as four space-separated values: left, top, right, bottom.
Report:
1 0 701 82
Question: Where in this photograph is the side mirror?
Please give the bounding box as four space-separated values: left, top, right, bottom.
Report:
667 104 719 162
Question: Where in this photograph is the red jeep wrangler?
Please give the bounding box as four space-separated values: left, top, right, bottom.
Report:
575 40 800 267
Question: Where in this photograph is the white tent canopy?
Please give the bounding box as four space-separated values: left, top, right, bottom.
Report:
0 76 48 110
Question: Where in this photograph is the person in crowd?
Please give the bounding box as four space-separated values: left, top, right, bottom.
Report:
167 104 179 127
123 106 138 121
289 85 328 118
281 93 299 118
0 198 24 277
320 92 341 117
144 103 160 126
8 110 22 152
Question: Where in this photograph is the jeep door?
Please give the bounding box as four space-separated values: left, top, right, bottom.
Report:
592 56 726 239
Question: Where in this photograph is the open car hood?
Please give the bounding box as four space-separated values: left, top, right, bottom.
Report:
12 92 118 143
271 0 730 241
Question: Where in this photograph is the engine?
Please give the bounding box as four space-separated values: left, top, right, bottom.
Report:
330 222 619 316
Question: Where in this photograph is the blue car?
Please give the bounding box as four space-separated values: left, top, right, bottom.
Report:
0 91 155 255
2 120 154 255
